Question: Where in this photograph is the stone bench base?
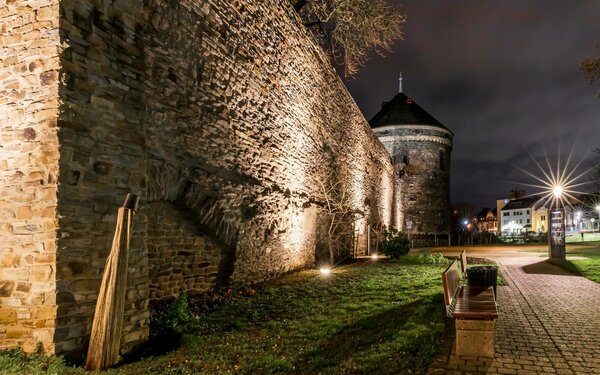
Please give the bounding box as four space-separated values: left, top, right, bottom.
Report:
455 318 496 358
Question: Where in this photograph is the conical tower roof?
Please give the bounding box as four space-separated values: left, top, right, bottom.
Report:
369 93 451 133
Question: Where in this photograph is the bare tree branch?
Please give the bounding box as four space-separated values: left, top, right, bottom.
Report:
581 56 600 83
292 0 406 77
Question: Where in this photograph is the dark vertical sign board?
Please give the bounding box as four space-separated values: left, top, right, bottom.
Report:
549 208 566 259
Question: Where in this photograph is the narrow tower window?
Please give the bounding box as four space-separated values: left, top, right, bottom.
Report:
439 151 446 171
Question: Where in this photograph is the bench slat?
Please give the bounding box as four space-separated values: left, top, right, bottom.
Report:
453 286 498 319
442 261 498 319
442 260 461 306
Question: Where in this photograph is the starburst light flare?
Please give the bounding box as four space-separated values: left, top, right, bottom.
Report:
503 141 599 211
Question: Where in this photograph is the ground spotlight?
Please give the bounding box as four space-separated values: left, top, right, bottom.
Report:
371 253 379 260
319 267 331 275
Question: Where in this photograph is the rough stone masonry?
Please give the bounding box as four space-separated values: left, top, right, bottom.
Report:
1 0 400 356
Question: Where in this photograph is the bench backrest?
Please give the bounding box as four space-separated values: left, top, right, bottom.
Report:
460 250 468 276
442 260 460 306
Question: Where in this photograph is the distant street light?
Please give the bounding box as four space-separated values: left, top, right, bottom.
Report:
553 185 564 199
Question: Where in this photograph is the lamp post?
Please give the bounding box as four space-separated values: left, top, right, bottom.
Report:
592 218 596 235
548 185 566 259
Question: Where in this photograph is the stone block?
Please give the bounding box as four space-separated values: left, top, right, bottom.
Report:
34 307 56 320
6 328 31 339
455 319 496 358
0 280 15 297
0 309 17 324
31 265 53 282
33 328 54 342
0 253 15 267
16 282 31 293
15 206 32 220
34 253 55 263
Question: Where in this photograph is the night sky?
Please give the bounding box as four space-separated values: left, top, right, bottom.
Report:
344 1 600 210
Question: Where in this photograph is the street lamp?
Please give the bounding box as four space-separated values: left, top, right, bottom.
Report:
553 185 564 199
462 220 470 246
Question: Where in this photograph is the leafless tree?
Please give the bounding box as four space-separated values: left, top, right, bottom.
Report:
370 221 385 254
293 0 406 77
317 168 364 265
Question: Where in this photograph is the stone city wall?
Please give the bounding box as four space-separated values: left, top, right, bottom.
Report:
0 0 61 354
1 0 395 356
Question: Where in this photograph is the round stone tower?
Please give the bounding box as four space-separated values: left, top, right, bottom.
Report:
370 85 453 247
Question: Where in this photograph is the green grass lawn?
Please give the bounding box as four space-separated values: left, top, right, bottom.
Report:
514 243 600 284
566 233 600 244
562 246 600 284
1 256 451 375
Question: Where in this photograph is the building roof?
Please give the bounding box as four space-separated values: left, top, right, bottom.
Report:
477 208 496 219
501 196 542 210
369 92 451 133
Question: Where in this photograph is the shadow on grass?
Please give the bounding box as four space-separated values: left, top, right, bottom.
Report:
298 295 445 374
119 330 182 366
522 259 583 276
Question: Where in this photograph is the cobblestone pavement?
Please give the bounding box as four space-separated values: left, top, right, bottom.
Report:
429 255 600 374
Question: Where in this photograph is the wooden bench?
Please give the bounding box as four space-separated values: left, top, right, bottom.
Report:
442 260 498 358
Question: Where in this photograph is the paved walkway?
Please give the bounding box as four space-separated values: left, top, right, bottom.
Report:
429 254 600 374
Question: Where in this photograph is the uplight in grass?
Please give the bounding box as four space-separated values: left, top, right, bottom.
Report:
371 253 379 260
319 267 331 275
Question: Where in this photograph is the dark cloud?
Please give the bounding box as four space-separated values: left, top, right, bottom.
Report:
344 0 600 208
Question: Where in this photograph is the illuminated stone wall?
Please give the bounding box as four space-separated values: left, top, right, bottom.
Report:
0 0 61 354
1 0 395 356
146 202 221 301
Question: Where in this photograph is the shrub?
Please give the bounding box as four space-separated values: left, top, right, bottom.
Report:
381 226 410 259
0 348 74 375
151 293 192 338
